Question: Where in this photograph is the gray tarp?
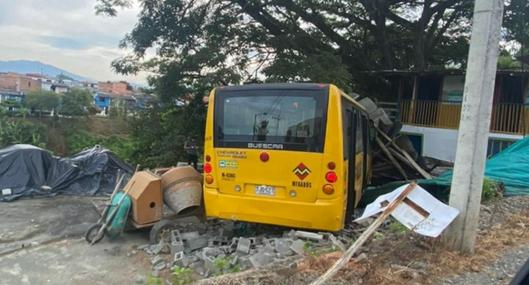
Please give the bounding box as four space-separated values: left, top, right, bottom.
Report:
0 144 133 201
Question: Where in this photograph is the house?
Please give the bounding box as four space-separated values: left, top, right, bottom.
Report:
97 81 134 96
372 70 529 162
51 83 69 94
93 92 112 114
0 89 25 111
93 92 139 116
0 72 41 93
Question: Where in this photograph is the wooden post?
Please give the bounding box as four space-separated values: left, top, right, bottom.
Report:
310 183 417 285
407 75 419 123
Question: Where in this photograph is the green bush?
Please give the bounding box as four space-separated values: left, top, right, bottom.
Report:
0 111 45 148
482 178 500 202
171 266 192 285
66 130 134 163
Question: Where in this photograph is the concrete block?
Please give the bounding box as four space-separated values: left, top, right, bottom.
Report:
274 238 294 256
153 261 166 271
151 255 164 266
180 231 200 240
184 236 208 252
238 256 252 270
294 231 323 241
172 251 184 266
229 255 239 266
236 237 251 254
329 234 346 251
203 255 217 274
249 250 274 268
290 239 305 255
170 230 184 255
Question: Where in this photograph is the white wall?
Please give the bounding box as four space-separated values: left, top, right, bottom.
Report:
401 124 523 162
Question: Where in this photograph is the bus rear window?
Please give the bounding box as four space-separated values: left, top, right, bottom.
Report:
214 88 328 152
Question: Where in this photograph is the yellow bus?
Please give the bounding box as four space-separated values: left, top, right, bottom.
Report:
202 83 372 231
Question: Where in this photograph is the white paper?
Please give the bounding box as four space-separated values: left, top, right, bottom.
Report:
355 183 459 237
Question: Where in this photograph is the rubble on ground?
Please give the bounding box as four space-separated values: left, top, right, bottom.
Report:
136 220 352 279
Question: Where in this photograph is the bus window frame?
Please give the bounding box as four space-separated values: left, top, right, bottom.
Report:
213 88 329 152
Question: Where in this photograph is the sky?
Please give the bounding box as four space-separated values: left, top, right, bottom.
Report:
0 0 149 84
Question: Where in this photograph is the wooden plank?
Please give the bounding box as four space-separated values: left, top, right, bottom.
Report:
376 137 408 180
376 127 433 179
310 183 417 285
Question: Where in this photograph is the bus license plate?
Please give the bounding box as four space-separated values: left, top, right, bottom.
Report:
255 185 275 196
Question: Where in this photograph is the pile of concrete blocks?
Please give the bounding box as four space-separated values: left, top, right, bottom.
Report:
138 222 349 278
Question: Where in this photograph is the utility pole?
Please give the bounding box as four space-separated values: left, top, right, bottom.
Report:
445 0 504 254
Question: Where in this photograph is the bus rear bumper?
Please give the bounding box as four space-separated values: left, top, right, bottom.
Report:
203 188 345 231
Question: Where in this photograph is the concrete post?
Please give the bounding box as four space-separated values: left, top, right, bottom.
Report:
446 0 504 254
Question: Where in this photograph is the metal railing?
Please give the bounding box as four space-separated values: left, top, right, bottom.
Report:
398 99 528 135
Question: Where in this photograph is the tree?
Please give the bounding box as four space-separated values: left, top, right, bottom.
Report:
59 88 93 116
97 0 476 94
25 90 60 117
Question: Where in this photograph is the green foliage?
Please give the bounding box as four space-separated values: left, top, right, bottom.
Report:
144 275 162 285
26 90 60 117
171 266 192 285
0 110 45 148
60 88 93 116
388 220 409 235
482 178 500 202
213 256 240 275
128 97 206 168
66 130 134 163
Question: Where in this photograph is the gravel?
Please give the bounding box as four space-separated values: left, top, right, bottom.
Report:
440 245 529 285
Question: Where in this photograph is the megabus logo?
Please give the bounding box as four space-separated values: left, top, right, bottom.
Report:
293 163 311 180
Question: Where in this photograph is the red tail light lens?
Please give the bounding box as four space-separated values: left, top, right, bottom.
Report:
260 152 269 162
204 163 212 173
327 161 336 170
205 155 211 162
325 171 338 183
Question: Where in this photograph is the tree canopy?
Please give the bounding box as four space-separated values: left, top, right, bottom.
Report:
60 88 93 116
96 0 529 167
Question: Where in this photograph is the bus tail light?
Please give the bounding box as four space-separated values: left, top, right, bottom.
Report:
327 161 336 170
260 152 269 162
322 184 334 195
204 163 212 173
205 175 214 184
205 155 211 162
325 171 338 183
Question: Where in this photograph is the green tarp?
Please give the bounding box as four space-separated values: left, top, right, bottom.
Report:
362 135 529 205
422 135 529 196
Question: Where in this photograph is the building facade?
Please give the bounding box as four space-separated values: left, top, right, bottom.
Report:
374 70 529 162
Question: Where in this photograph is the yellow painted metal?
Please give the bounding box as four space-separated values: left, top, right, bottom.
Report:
400 99 527 135
203 84 367 231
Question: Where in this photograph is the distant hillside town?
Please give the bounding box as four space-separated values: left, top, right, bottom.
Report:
0 71 154 116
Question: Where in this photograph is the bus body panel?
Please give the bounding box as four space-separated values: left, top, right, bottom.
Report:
203 84 366 231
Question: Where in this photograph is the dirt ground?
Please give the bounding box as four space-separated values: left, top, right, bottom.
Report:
0 196 151 285
1 195 529 285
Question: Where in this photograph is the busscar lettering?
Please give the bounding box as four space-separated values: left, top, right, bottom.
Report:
292 181 312 188
247 143 284 150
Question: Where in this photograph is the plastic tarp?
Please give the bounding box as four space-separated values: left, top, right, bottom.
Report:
362 136 529 205
0 144 133 201
420 135 529 195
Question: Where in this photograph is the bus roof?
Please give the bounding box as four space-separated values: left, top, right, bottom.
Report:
215 83 367 113
216 83 329 92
